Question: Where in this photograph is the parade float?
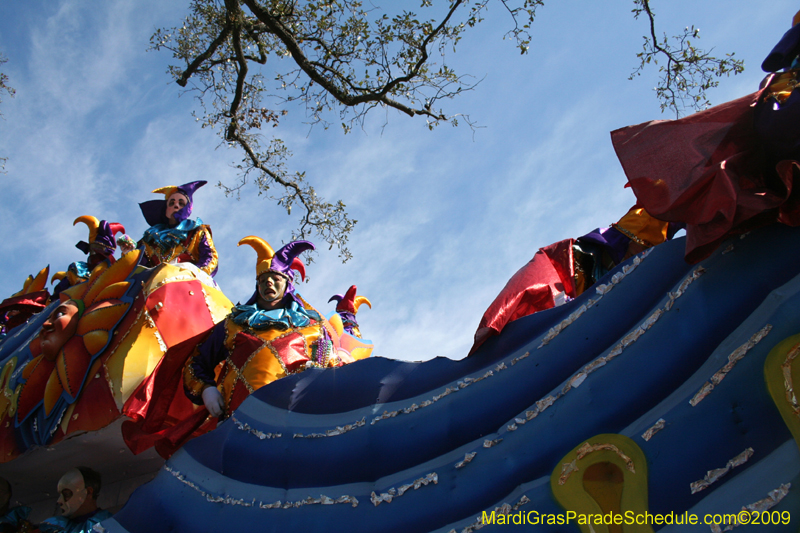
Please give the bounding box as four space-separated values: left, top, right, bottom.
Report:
2 11 800 533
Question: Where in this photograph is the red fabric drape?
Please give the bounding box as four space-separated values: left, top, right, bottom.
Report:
470 239 574 354
612 92 800 263
121 330 216 458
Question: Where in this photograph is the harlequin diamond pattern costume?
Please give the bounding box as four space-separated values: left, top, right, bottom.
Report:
183 236 340 415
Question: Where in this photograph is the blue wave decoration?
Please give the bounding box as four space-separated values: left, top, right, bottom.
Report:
105 224 800 532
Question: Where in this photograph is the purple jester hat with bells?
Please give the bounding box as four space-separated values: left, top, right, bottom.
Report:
51 216 125 297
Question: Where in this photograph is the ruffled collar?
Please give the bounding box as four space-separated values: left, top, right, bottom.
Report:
230 298 321 330
141 218 202 252
68 261 92 279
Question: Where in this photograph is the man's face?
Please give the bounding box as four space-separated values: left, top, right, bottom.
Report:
56 470 88 518
40 301 80 361
257 271 288 307
165 192 189 224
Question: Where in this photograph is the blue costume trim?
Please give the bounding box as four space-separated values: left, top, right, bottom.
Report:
141 218 203 253
68 261 91 279
230 298 320 330
0 506 31 526
40 509 113 533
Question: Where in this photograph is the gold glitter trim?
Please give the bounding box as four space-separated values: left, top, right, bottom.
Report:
558 442 636 485
612 222 653 248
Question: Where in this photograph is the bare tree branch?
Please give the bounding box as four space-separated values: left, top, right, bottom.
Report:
630 0 744 117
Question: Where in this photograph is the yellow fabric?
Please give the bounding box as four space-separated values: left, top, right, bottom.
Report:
613 206 669 248
764 70 799 104
218 319 331 412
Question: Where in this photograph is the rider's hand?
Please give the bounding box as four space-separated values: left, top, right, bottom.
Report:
202 386 225 418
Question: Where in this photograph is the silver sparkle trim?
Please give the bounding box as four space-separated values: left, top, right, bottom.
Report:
370 473 438 506
231 414 282 439
459 495 530 532
690 325 772 407
455 452 477 469
293 417 366 439
538 249 654 349
708 483 790 532
511 352 530 365
691 448 754 494
642 418 666 441
781 341 800 417
164 465 359 509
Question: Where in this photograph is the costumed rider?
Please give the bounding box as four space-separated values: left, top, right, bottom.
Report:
0 267 50 341
755 9 800 165
39 467 112 533
0 477 35 533
328 285 371 338
52 216 125 297
138 180 218 277
183 236 340 419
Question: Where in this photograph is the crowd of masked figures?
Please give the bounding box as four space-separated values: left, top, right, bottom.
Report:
2 10 800 533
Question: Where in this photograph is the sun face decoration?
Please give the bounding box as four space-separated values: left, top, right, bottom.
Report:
15 250 140 426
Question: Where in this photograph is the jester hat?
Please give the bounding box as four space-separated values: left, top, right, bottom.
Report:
139 180 207 226
762 9 800 72
0 266 50 332
328 285 372 315
73 216 125 255
238 236 314 306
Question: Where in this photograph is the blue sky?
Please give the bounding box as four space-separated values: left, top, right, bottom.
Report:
0 0 795 361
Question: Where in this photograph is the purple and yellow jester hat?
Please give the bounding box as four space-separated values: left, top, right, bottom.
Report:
238 236 315 306
139 180 207 226
73 216 126 256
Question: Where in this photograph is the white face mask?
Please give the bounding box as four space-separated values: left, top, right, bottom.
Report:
56 471 88 518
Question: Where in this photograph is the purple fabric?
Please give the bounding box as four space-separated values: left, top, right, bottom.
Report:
762 22 800 72
75 220 119 255
337 311 358 336
667 221 686 240
271 240 314 274
139 180 207 227
197 231 217 276
139 199 170 227
173 181 206 223
242 239 314 308
576 226 630 265
754 81 800 163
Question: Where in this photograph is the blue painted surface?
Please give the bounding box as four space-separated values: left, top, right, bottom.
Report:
106 224 800 532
